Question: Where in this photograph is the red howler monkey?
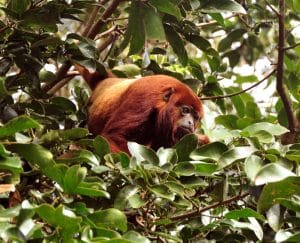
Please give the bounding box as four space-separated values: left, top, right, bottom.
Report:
76 66 209 154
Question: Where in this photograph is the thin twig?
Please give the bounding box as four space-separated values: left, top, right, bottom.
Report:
265 0 280 16
169 192 250 221
200 69 276 100
284 42 300 51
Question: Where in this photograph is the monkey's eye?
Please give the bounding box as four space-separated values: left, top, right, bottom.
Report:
181 106 190 114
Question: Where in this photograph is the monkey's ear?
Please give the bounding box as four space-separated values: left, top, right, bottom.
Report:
163 87 175 102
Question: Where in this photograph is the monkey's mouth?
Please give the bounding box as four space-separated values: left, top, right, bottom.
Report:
175 126 194 140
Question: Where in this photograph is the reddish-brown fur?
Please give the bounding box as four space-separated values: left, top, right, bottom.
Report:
78 67 209 153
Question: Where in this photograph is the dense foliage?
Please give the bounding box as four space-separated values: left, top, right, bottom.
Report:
1 0 300 242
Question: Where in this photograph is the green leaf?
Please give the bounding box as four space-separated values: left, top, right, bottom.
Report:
7 0 31 14
128 2 145 55
94 136 110 160
114 185 139 210
113 64 141 77
157 148 178 165
225 208 265 221
149 0 182 20
193 162 218 176
128 142 159 165
254 163 295 185
225 87 245 117
218 29 247 52
174 134 198 162
123 231 151 243
235 75 258 84
186 34 211 51
190 142 228 161
258 177 300 213
149 185 175 201
294 0 300 12
244 155 263 182
0 115 41 138
143 5 165 41
201 0 247 14
35 205 81 239
218 146 256 169
174 162 195 176
209 13 225 27
245 102 262 120
60 128 89 140
0 156 23 176
215 114 238 129
242 122 289 136
56 149 99 166
88 209 127 232
74 181 110 198
63 165 87 193
275 198 300 212
165 181 185 195
165 24 188 66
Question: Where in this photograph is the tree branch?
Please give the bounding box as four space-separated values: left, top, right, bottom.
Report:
170 192 250 222
200 69 276 101
276 0 297 134
284 42 300 51
87 0 124 39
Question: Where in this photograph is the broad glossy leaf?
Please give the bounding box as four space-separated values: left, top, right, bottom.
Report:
255 163 295 185
224 218 263 241
149 185 175 201
157 148 178 165
244 155 263 182
56 149 99 166
88 209 127 232
128 142 159 165
0 156 23 175
74 181 110 198
0 115 41 138
245 102 262 120
218 29 247 52
123 231 150 243
60 128 89 140
174 134 198 162
201 0 247 14
165 24 188 66
128 2 145 55
94 136 110 160
190 142 228 161
143 5 165 41
7 0 31 14
35 205 81 239
258 176 300 213
174 162 195 176
215 114 238 129
294 0 300 12
193 162 218 176
149 0 182 20
266 204 281 232
114 185 139 210
63 165 87 193
242 122 289 136
218 146 256 169
275 198 300 213
225 208 265 221
286 150 300 162
235 75 258 84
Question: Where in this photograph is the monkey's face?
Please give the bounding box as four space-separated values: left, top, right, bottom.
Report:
173 104 201 142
